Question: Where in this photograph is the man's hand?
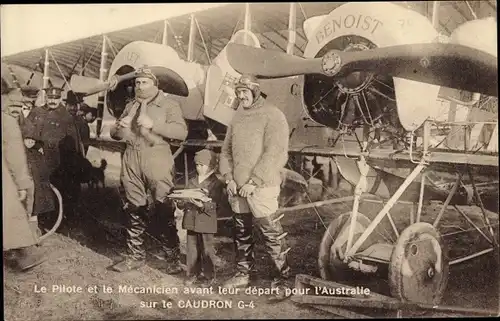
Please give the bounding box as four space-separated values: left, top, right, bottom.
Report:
118 116 133 128
239 183 256 197
18 190 27 201
24 138 35 149
226 180 237 197
137 114 154 129
189 198 204 208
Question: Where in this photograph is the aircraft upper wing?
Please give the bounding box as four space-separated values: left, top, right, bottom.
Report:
4 2 494 84
1 4 233 81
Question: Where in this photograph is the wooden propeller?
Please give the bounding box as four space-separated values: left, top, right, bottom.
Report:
82 66 189 97
226 43 498 97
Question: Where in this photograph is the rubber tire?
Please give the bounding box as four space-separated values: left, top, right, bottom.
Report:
388 222 449 305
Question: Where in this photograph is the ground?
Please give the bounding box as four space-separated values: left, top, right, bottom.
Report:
4 162 500 320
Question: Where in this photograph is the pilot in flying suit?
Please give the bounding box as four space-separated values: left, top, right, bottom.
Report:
219 74 291 290
110 68 188 273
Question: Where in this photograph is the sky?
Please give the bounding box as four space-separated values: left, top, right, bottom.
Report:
1 3 229 57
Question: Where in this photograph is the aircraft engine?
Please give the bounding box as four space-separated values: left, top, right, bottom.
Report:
301 2 441 135
106 41 207 120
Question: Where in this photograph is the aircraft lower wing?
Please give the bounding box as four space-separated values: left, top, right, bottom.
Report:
168 139 498 168
88 134 498 168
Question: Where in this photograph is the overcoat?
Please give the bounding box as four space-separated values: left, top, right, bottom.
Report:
180 173 224 234
23 104 81 175
22 120 56 215
2 111 38 250
22 104 82 213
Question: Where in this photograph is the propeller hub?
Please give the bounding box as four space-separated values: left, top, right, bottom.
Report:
336 43 373 94
321 51 342 77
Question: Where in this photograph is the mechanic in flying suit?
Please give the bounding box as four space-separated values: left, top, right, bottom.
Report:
219 74 291 290
109 68 188 273
22 87 83 221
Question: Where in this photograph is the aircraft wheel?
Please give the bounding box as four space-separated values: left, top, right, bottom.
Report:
38 184 64 243
389 222 449 305
318 212 378 280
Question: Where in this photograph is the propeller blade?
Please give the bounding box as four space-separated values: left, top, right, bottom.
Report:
336 43 498 97
226 43 323 78
228 42 497 97
154 66 189 97
66 90 87 105
82 66 189 97
82 72 136 97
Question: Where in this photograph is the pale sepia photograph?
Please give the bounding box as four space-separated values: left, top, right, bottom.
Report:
1 2 499 320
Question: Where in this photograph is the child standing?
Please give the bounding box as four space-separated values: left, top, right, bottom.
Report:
179 149 224 286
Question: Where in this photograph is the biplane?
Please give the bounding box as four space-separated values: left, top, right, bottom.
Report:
227 5 496 316
222 3 498 315
2 1 498 316
224 3 499 316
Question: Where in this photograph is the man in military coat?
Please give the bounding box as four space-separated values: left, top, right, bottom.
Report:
23 87 83 220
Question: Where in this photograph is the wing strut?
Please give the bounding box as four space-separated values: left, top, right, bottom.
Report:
162 19 168 46
95 35 109 138
287 3 297 55
49 51 74 92
188 14 196 62
194 16 212 64
43 49 50 90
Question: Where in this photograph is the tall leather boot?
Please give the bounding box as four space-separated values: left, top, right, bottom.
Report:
156 201 183 275
255 212 291 286
222 212 254 289
112 204 148 272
